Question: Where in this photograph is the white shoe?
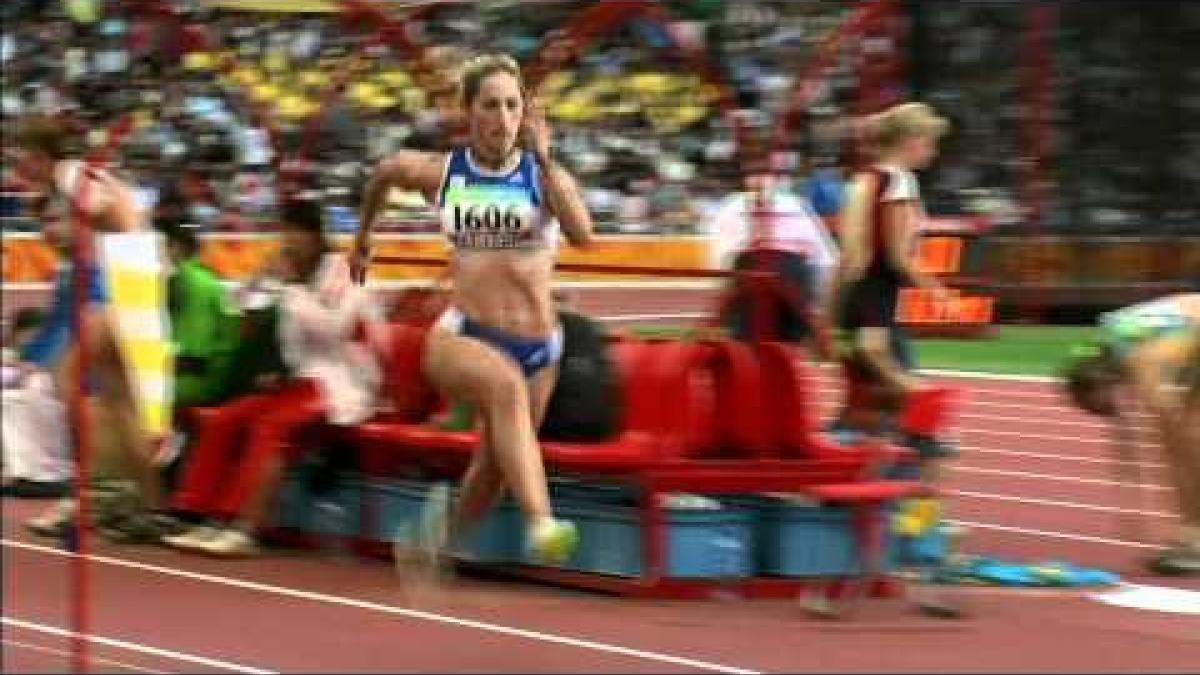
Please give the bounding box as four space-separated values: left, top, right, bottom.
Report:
162 526 222 551
26 499 77 538
192 528 260 558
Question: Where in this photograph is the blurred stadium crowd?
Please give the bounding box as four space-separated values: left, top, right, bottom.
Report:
1 0 1197 235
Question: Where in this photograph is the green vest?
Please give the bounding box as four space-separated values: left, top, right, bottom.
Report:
170 258 240 407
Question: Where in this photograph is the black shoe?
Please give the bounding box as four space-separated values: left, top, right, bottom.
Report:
1147 547 1200 576
100 510 185 545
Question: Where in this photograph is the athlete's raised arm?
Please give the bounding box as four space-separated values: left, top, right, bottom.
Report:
355 150 445 278
522 104 593 248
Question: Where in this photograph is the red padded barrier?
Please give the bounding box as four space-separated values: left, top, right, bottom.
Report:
378 323 438 422
755 342 818 457
898 386 963 437
806 480 925 503
703 340 772 458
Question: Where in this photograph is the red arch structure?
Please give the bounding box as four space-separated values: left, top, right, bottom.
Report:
767 0 903 166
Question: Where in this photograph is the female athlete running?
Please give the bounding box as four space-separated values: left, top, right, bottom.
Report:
1065 293 1200 575
356 54 593 566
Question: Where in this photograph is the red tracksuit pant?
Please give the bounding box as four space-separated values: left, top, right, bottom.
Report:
172 379 326 520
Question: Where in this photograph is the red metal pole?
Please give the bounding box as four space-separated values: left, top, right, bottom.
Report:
63 111 136 674
769 0 893 162
69 202 94 675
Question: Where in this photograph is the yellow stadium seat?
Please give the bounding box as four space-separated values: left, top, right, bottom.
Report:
400 88 427 113
277 96 302 118
264 53 289 73
300 70 330 88
234 67 263 87
628 72 674 95
184 52 216 71
252 83 281 102
365 94 398 110
380 70 412 88
350 82 380 103
538 71 575 96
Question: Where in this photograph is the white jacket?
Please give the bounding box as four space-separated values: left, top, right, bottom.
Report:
279 253 387 426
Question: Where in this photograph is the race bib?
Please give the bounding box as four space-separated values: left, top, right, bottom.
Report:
441 185 538 250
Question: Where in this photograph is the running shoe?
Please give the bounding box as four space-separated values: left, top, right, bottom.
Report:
100 510 185 545
528 518 579 566
191 528 260 558
26 498 77 538
1147 546 1200 576
162 525 223 551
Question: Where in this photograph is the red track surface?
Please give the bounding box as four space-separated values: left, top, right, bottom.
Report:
4 286 1199 672
5 370 1200 673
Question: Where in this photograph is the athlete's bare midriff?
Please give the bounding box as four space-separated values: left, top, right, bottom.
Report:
451 247 557 339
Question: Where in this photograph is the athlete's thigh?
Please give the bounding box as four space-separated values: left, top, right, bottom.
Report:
91 308 137 401
422 329 525 408
526 364 559 430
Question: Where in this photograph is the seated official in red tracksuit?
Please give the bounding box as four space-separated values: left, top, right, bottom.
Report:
164 200 386 557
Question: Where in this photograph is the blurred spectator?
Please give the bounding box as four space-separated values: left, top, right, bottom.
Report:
711 156 840 301
0 1 1194 235
711 153 839 346
2 308 72 499
163 200 384 557
159 218 240 410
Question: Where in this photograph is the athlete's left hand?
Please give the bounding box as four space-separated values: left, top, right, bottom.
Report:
521 100 553 162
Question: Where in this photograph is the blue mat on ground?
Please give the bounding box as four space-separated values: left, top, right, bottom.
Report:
899 526 1120 587
926 557 1120 587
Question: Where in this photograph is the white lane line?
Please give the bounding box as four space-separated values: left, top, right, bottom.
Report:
814 393 1121 430
919 368 1059 384
1 638 166 674
810 364 1063 394
949 519 1163 550
958 412 1124 430
0 618 274 674
952 465 1172 491
951 490 1175 519
2 541 760 675
814 387 1077 411
956 427 1158 448
812 400 1156 448
961 445 1167 470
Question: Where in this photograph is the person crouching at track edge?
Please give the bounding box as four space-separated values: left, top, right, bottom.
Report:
357 54 593 571
1065 293 1200 576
